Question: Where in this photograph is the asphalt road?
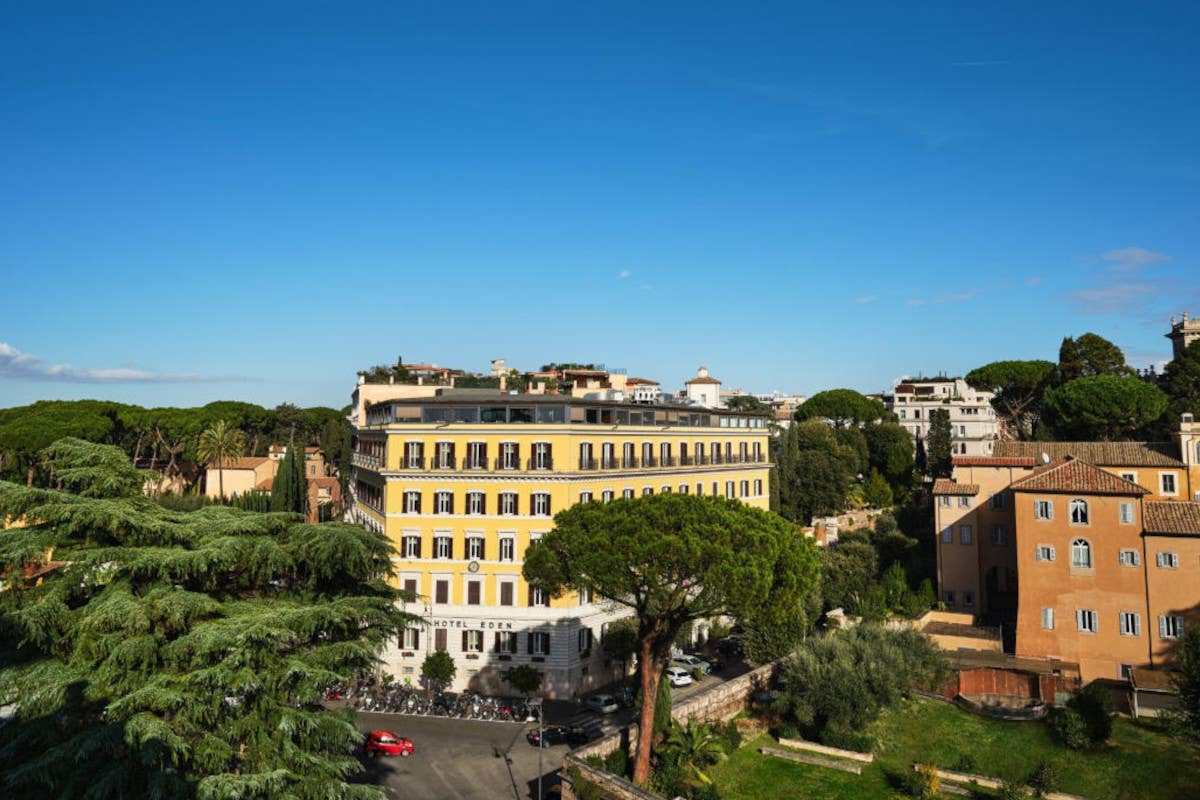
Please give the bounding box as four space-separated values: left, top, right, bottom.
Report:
351 713 566 800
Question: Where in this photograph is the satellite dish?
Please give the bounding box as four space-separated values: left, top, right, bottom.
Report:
1041 452 1051 464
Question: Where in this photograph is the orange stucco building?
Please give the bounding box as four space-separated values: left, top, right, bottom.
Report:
935 415 1200 683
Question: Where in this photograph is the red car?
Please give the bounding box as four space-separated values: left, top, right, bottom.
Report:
365 730 414 757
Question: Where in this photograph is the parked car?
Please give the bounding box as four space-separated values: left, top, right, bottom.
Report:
584 693 619 714
672 655 710 675
527 724 591 748
365 730 414 757
614 687 636 708
664 667 694 688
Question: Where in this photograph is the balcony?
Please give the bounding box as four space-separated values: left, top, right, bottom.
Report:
578 458 598 471
601 459 620 470
351 452 382 470
526 458 554 471
404 458 425 470
679 456 694 466
661 456 677 467
643 457 659 468
623 457 640 469
431 457 457 470
494 457 521 471
463 457 488 470
696 455 709 466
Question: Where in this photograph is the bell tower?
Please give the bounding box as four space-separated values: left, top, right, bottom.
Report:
1167 312 1200 361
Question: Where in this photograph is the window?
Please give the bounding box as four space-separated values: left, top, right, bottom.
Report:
578 627 593 653
466 580 481 605
579 586 592 604
532 493 550 516
712 481 719 496
402 628 420 650
642 442 654 465
1119 502 1134 525
602 489 613 503
725 481 735 499
623 488 635 499
467 491 485 515
1156 552 1179 569
679 483 689 494
404 491 422 514
943 591 955 606
530 586 549 607
435 441 455 469
403 535 421 558
496 631 517 653
405 441 424 469
1036 544 1056 562
531 442 551 470
435 579 449 604
991 526 1008 546
661 485 671 494
403 578 417 596
1119 612 1141 637
463 630 483 652
435 536 452 559
696 483 703 496
740 479 750 497
642 487 653 497
434 628 448 651
1160 615 1185 640
500 492 517 515
938 496 951 507
530 632 550 656
1071 538 1092 568
601 443 615 469
1069 499 1089 525
435 491 454 515
754 479 763 495
1120 471 1137 483
960 525 973 545
1076 609 1098 634
963 591 975 608
467 536 484 560
579 491 593 504
466 442 487 469
1160 472 1177 495
989 492 1006 510
1034 499 1053 520
579 442 594 469
941 527 953 543
499 581 514 606
660 442 672 465
957 495 971 508
1119 549 1140 567
1041 608 1055 630
500 441 519 469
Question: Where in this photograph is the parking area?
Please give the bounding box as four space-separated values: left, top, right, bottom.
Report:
350 656 749 799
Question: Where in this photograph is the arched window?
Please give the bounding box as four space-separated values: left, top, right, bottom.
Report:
1071 538 1092 568
1069 498 1089 525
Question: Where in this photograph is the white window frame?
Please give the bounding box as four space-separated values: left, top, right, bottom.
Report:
1041 608 1055 630
532 492 551 516
1069 498 1089 526
465 629 484 652
623 488 635 499
1034 499 1053 520
1118 549 1140 567
532 632 550 656
941 527 953 543
402 628 420 649
467 491 485 515
1160 615 1185 640
960 525 972 545
1156 551 1179 569
1160 472 1178 495
1076 609 1098 634
1071 538 1092 568
435 536 452 559
500 492 517 516
466 536 484 561
1119 502 1134 525
957 495 971 508
602 489 614 503
1119 611 1141 637
435 491 453 514
499 536 515 562
1036 544 1056 562
501 441 519 470
403 535 420 558
497 630 517 653
579 490 593 504
404 490 421 514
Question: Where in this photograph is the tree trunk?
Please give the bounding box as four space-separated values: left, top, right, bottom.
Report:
218 466 225 500
26 464 35 486
633 636 666 785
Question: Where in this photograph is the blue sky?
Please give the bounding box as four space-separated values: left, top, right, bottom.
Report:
1 2 1197 410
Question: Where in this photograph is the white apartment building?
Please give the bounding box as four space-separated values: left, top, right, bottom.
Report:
884 377 999 457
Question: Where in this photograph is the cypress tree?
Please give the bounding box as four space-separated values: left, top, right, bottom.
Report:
0 438 411 799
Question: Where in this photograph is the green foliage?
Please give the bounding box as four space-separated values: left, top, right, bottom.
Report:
1069 683 1114 746
0 440 408 800
834 426 870 476
1043 375 1168 440
795 390 886 428
772 420 858 523
719 719 742 755
1026 758 1060 797
863 423 915 499
820 540 878 614
568 766 606 800
998 778 1032 800
269 443 308 515
863 470 894 508
603 746 630 778
421 650 456 690
724 395 772 416
1047 706 1091 750
1168 626 1200 742
818 727 874 753
965 360 1056 439
657 718 727 796
1057 333 1134 383
319 416 351 495
1160 338 1200 421
505 664 541 696
40 437 149 498
925 408 953 478
654 674 673 738
742 604 809 666
777 625 950 734
602 616 639 666
196 420 248 500
523 494 820 784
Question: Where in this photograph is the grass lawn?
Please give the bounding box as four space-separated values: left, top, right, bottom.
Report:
709 698 1200 800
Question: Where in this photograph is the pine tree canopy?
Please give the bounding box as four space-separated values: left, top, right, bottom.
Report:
0 439 411 800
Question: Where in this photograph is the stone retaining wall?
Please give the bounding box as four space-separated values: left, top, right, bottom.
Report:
918 764 1092 800
776 736 875 763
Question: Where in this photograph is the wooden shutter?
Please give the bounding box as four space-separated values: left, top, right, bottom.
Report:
435 628 447 651
468 581 480 605
494 632 502 652
412 629 420 650
404 579 417 596
528 585 535 607
501 582 513 606
527 633 535 655
436 580 448 604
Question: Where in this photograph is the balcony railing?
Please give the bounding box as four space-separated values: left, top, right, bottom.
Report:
463 457 488 470
404 457 425 470
696 455 709 466
432 457 457 469
623 457 640 469
601 458 620 469
679 456 694 466
578 458 598 470
526 458 554 471
494 457 521 470
661 456 676 467
351 452 382 470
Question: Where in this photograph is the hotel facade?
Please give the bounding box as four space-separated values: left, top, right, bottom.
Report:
350 391 772 697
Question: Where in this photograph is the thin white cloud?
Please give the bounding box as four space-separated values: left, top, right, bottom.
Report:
1069 283 1157 316
907 298 926 307
933 289 979 304
854 295 877 304
1101 247 1169 273
0 342 243 384
1025 276 1044 287
618 270 632 279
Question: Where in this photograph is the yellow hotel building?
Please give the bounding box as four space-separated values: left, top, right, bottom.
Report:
350 391 771 697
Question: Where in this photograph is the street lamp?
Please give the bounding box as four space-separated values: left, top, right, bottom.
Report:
527 697 544 800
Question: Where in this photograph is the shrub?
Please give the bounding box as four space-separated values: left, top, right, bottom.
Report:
1047 706 1090 751
904 764 940 800
569 766 605 800
953 753 978 773
819 727 875 754
719 719 743 754
997 778 1032 800
603 748 629 778
1027 759 1060 797
1070 683 1114 746
776 721 801 741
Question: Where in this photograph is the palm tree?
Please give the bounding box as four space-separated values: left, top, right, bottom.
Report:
660 719 726 790
197 420 248 500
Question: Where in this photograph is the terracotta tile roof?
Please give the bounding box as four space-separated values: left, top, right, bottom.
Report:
310 476 340 489
685 376 721 385
1009 459 1148 496
625 377 660 385
1130 667 1178 692
953 456 1038 467
994 441 1183 467
255 477 274 491
1144 501 1200 535
212 456 270 470
933 478 980 496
